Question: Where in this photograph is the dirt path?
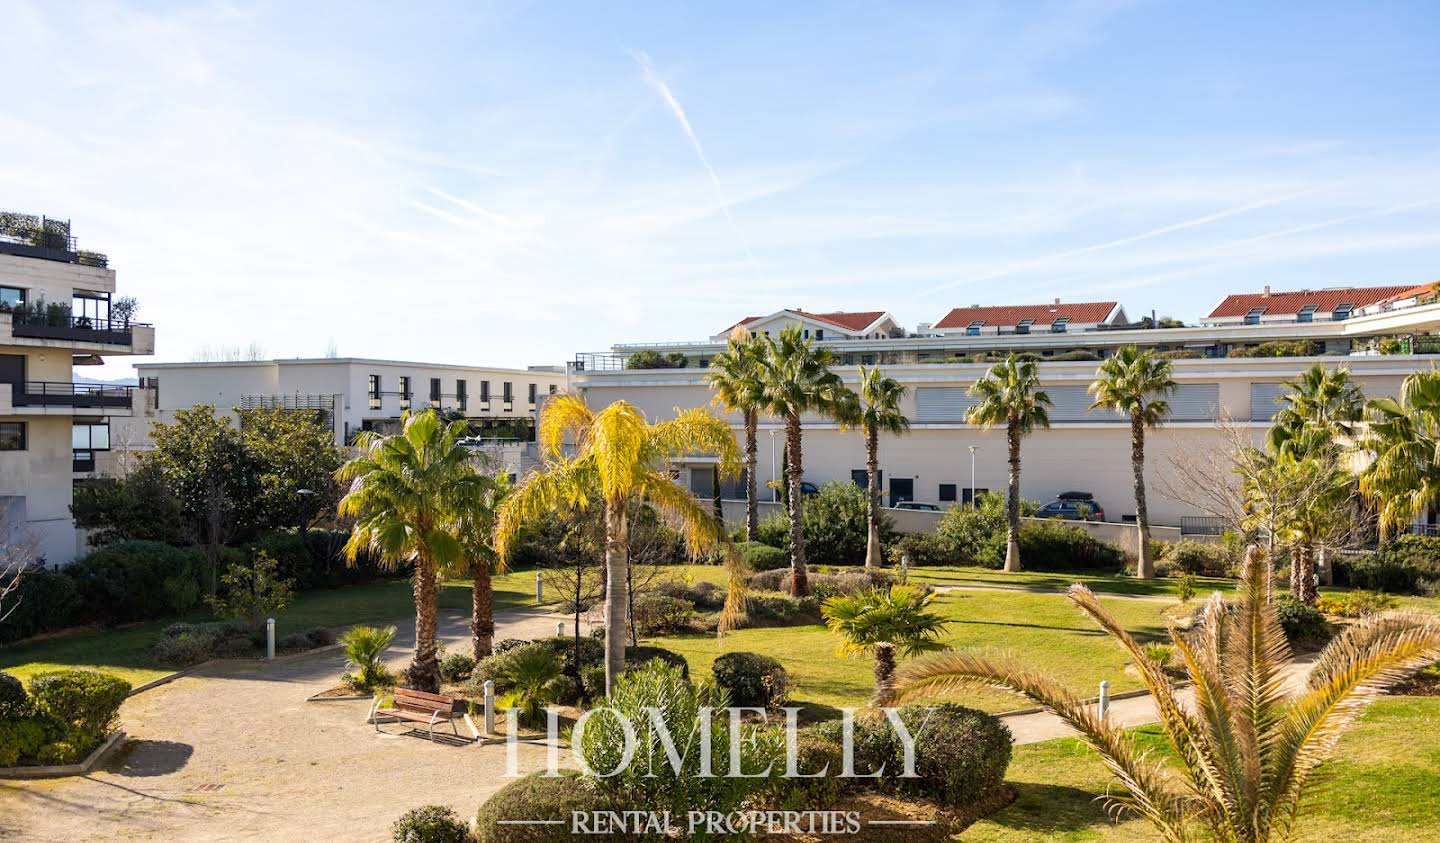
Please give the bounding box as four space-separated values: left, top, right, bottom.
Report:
0 608 592 843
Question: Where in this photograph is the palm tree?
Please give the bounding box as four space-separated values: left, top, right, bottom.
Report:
494 394 741 694
706 326 767 540
820 585 948 705
1358 370 1440 541
851 367 910 568
337 410 489 692
1088 346 1175 579
443 472 511 659
966 355 1051 572
755 326 850 596
886 546 1440 842
1240 450 1349 604
1268 364 1364 456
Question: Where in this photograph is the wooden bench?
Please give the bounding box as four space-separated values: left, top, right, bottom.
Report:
370 688 460 742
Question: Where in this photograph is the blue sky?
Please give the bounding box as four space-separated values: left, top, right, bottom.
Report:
2 1 1438 377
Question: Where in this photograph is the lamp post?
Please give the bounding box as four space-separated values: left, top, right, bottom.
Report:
769 429 779 503
968 446 978 508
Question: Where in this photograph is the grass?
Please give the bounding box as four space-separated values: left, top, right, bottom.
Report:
908 565 1237 597
960 695 1440 842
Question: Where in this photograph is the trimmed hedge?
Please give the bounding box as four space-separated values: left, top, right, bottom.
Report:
1335 536 1440 594
475 770 613 842
740 541 788 571
1165 540 1233 577
711 651 789 708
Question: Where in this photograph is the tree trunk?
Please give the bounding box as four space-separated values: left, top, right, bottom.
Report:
408 558 441 693
786 414 809 597
1293 541 1318 604
603 499 630 695
1131 413 1153 579
712 466 723 525
1318 546 1334 586
1005 421 1023 573
471 562 494 660
744 410 759 541
871 643 896 707
865 424 882 568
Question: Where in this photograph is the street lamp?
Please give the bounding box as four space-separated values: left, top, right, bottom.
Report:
968 446 978 508
769 430 779 502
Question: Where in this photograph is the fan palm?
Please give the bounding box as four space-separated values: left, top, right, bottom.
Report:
1088 346 1175 578
338 625 397 693
886 546 1440 842
494 394 741 694
821 585 949 705
1267 364 1364 457
337 410 489 692
755 326 851 596
850 367 910 568
497 647 564 728
1357 369 1440 538
706 326 768 540
966 355 1052 572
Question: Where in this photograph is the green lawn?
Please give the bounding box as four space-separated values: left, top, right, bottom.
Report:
961 695 1440 841
0 567 547 687
908 566 1237 598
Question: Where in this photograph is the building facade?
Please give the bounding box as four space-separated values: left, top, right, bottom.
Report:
1 212 155 564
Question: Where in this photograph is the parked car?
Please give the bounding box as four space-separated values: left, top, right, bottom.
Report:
1036 492 1105 521
894 501 941 512
800 481 820 496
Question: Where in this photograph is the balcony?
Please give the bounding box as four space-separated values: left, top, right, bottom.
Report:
7 312 141 345
10 381 134 410
0 211 107 267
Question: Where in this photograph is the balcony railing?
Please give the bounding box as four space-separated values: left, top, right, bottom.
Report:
10 381 134 409
0 211 107 267
1180 515 1228 536
5 312 146 344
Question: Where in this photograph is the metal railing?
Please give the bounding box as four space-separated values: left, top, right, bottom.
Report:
1180 516 1228 536
0 211 107 267
11 381 134 409
5 312 145 343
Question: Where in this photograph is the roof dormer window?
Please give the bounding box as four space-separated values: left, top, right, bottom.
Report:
1333 303 1354 321
1051 317 1070 333
1016 318 1034 335
1297 304 1318 323
1244 307 1267 325
966 320 985 337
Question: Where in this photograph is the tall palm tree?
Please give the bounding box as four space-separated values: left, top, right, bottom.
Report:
1268 364 1364 456
494 395 741 694
820 585 948 706
966 355 1051 572
756 326 850 596
443 472 511 659
852 367 910 568
337 410 488 692
886 546 1440 842
1358 369 1440 539
1088 346 1175 579
706 326 767 540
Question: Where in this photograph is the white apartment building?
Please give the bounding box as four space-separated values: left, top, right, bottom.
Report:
573 286 1440 534
1 212 155 564
119 358 571 479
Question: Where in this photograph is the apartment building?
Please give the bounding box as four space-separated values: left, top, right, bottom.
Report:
0 211 155 564
118 358 570 479
572 285 1440 532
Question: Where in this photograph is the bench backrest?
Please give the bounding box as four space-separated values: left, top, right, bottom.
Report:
393 688 455 714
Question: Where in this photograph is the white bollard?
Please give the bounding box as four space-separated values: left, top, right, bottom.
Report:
900 553 910 584
1098 679 1111 719
266 618 276 660
556 621 565 637
535 571 543 603
483 680 496 735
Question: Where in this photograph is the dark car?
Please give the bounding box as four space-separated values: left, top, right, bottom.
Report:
1036 492 1105 522
894 501 941 512
800 482 820 496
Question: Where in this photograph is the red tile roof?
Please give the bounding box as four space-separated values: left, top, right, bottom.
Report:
1380 282 1439 304
1206 285 1416 318
933 301 1118 330
719 310 888 335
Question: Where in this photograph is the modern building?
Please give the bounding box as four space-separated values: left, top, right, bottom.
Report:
1 211 155 564
572 284 1440 533
116 358 571 480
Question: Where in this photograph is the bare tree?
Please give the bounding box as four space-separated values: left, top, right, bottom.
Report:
624 503 684 646
1155 415 1256 537
0 511 39 626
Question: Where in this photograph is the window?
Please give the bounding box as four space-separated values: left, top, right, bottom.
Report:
0 422 26 451
0 286 25 311
368 375 381 410
1051 317 1070 333
72 420 110 451
966 320 984 336
961 487 990 506
850 469 880 488
398 376 411 410
861 354 874 365
938 483 957 503
528 383 537 404
429 377 441 408
1333 303 1354 321
457 379 467 412
503 381 513 404
815 329 824 340
1016 319 1033 335
480 380 490 402
1244 307 1266 325
803 329 810 339
549 384 558 395
1297 304 1318 323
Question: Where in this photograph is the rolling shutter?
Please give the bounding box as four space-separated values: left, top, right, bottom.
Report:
1045 385 1125 423
1249 382 1286 422
915 387 979 422
1169 383 1220 421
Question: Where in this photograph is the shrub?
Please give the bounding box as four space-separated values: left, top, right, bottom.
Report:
493 638 528 654
62 541 207 626
1315 590 1398 618
208 550 295 630
0 671 26 713
339 625 397 692
496 648 563 726
152 631 216 666
934 494 1016 567
1176 574 1198 603
1017 521 1125 571
653 577 726 611
889 531 955 566
1142 643 1175 667
275 627 334 653
26 670 131 744
439 652 476 683
1337 536 1440 594
754 514 791 550
740 540 788 571
711 652 789 708
1272 596 1330 645
1227 340 1320 358
475 770 613 843
391 804 469 843
742 594 821 627
765 730 845 810
1167 541 1233 577
0 569 80 645
802 482 895 566
0 711 62 767
630 593 695 636
626 645 691 679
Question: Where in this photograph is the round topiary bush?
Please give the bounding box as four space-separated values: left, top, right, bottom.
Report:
439 652 476 683
26 670 131 740
741 541 789 571
711 651 789 708
391 804 469 843
765 730 846 810
0 671 27 713
475 770 614 843
892 703 1012 806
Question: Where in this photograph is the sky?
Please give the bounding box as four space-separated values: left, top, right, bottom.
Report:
2 0 1439 379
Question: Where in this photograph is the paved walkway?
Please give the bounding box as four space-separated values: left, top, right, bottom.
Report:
0 608 593 843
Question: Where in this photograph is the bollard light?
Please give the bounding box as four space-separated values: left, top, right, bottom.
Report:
266 617 276 660
556 620 565 637
900 553 910 584
535 571 543 603
1098 679 1111 719
483 679 496 735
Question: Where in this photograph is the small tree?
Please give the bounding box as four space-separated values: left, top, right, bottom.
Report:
208 550 295 630
0 511 38 625
849 366 910 568
966 356 1052 572
820 585 949 705
538 507 606 682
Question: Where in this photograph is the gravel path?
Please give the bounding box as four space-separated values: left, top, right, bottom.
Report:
0 608 591 843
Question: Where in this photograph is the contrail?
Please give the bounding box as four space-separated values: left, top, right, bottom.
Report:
631 50 757 269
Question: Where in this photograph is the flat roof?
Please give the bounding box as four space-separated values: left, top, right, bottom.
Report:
135 357 566 375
